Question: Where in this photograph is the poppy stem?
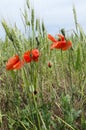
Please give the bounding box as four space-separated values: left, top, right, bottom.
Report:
61 50 67 94
68 50 73 98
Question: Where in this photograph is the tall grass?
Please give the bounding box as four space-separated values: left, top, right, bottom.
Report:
0 1 86 130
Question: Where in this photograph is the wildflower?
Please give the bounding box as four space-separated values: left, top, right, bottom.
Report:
23 51 32 63
23 49 40 62
6 55 24 70
48 34 72 51
31 49 39 62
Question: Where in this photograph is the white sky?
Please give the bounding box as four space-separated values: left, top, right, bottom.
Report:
0 0 86 38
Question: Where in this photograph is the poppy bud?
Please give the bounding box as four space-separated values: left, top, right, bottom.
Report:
48 62 52 68
34 90 37 95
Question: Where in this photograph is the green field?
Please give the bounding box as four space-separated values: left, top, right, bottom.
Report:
0 1 86 130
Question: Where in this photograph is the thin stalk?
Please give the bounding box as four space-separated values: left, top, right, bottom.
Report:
68 50 73 98
38 111 47 130
33 95 41 130
61 50 67 94
26 117 37 129
19 120 28 130
53 51 59 87
54 115 76 130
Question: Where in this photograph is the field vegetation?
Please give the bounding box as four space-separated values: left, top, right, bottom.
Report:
0 1 86 130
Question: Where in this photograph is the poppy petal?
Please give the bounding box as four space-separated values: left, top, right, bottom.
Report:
13 60 24 70
50 42 58 49
31 49 39 62
23 51 32 63
48 34 57 42
6 55 19 70
55 40 67 49
62 40 72 51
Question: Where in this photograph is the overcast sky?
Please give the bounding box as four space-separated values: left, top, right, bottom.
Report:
0 0 86 39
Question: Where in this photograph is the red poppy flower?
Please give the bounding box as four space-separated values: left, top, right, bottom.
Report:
48 34 72 51
23 51 32 63
31 49 39 62
23 49 39 62
6 55 24 70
